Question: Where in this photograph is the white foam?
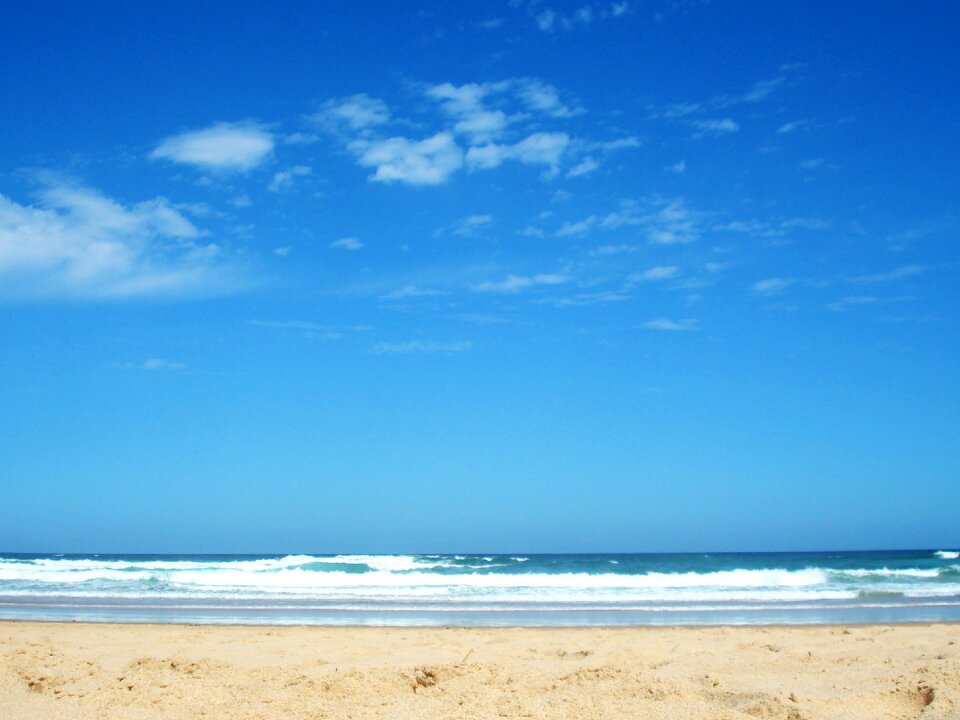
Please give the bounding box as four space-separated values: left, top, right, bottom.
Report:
935 551 959 560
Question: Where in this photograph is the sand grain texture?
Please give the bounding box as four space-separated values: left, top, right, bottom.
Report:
1 622 958 719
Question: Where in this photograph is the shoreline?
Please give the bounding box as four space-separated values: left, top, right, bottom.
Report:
2 620 958 718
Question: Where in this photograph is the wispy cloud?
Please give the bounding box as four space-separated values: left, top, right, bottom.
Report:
641 318 699 331
268 165 311 192
329 237 364 251
777 119 809 134
311 94 390 132
751 277 795 294
0 182 241 300
451 214 493 237
827 295 879 312
601 197 701 245
692 118 740 137
372 340 472 354
473 273 569 293
466 132 570 175
248 320 344 339
849 265 925 284
381 284 444 300
150 122 274 172
630 265 679 281
567 156 599 177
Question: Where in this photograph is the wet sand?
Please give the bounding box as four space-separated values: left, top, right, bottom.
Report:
1 621 958 718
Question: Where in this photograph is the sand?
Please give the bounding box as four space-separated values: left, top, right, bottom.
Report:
1 621 958 719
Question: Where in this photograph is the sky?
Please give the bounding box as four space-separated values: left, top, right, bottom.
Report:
1 1 958 554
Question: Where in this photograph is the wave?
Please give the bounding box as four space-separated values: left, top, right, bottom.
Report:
935 551 959 560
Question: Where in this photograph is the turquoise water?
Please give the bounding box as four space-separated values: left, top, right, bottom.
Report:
1 550 958 626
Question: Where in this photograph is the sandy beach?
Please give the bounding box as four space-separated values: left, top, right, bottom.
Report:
0 622 957 719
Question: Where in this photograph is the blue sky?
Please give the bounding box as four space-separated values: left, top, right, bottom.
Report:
1 1 958 553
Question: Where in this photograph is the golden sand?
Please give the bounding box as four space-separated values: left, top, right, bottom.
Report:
1 621 958 719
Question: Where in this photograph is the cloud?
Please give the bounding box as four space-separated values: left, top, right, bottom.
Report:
589 243 633 256
349 132 464 185
150 122 274 171
536 10 557 31
381 284 444 300
466 132 570 174
142 358 186 371
849 265 925 284
372 340 472 354
567 156 599 177
329 237 364 250
601 197 701 245
777 119 809 134
451 214 493 237
641 318 699 331
827 295 879 312
473 273 569 293
268 165 311 192
0 183 239 299
556 215 597 237
752 277 795 294
667 160 686 174
426 82 511 145
738 77 786 103
692 118 740 137
514 79 581 118
630 265 679 281
248 319 344 339
799 158 824 170
312 94 390 131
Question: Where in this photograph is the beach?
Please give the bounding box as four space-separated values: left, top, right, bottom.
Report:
2 621 958 719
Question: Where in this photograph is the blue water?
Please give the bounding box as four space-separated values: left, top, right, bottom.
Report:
1 550 958 626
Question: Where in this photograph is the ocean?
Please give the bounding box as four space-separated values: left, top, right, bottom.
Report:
1 550 958 626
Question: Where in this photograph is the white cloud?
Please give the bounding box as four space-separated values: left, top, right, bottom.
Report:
372 340 472 354
350 132 464 185
828 295 879 311
515 79 581 118
426 82 511 145
667 160 686 174
268 165 311 192
589 243 633 256
230 194 252 208
283 132 319 144
313 94 390 131
473 273 569 293
567 156 599 178
799 158 824 170
692 118 740 136
777 119 809 134
452 214 493 237
142 358 186 371
556 215 597 237
536 10 557 30
850 265 925 284
752 277 795 294
601 197 701 245
0 184 238 299
739 77 786 103
641 318 699 331
150 122 274 171
329 237 364 251
467 132 570 174
273 246 292 257
631 265 679 281
381 284 444 300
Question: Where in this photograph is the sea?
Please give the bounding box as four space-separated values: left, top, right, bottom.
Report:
1 550 959 627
